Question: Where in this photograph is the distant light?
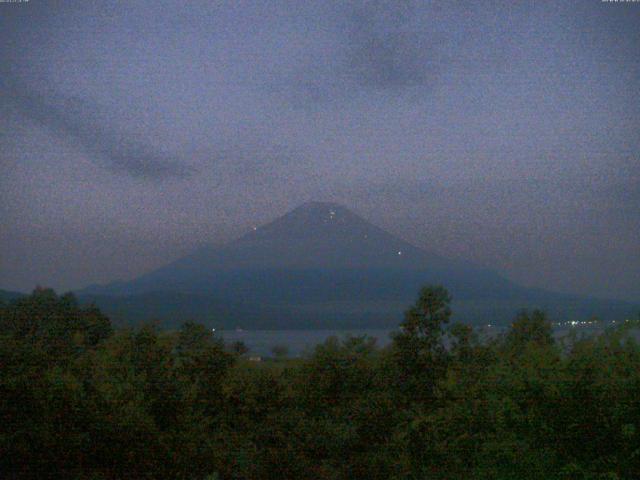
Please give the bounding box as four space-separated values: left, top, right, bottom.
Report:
211 328 216 332
252 226 257 231
397 251 402 255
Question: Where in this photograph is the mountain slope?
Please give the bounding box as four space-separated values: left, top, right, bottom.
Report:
0 289 26 303
79 202 638 328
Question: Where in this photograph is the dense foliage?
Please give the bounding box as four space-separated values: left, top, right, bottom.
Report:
1 287 639 479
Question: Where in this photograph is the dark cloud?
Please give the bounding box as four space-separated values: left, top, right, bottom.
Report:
342 0 444 89
5 81 194 180
282 0 448 105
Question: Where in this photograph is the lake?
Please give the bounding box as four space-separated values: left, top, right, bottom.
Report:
218 329 396 356
218 324 637 357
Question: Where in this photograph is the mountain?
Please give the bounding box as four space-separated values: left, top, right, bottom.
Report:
79 202 638 328
0 289 26 303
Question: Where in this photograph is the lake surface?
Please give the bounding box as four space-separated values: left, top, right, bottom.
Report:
219 329 396 356
218 324 638 357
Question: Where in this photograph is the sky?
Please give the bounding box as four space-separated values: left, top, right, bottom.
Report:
1 0 639 301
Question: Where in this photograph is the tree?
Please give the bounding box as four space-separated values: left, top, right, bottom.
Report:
271 344 289 360
504 309 554 353
392 285 452 402
0 287 112 363
230 340 249 356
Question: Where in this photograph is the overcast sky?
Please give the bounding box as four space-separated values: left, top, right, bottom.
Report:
1 0 638 301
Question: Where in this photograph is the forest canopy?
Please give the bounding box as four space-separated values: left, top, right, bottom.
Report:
1 287 639 479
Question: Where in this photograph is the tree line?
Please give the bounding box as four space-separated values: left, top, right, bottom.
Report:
1 286 639 479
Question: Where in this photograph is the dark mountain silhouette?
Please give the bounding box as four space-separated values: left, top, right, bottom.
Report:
0 289 25 303
78 202 638 328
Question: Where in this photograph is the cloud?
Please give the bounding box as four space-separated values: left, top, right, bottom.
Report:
342 0 444 89
5 81 194 180
284 1 447 105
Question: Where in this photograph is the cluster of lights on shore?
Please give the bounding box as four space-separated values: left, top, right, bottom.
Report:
482 319 634 329
552 319 633 327
558 320 599 327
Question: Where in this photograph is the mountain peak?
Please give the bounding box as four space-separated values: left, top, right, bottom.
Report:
251 201 369 240
209 200 446 271
295 201 349 212
286 201 355 222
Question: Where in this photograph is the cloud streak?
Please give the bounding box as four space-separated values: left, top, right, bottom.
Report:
5 81 194 180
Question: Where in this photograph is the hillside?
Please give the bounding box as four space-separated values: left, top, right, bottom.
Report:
0 289 26 303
